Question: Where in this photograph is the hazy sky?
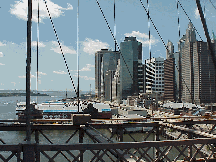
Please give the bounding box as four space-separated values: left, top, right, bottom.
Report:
0 0 215 91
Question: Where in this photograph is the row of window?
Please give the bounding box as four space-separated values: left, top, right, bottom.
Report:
156 71 164 73
156 67 164 70
155 82 164 84
156 74 164 77
156 78 164 80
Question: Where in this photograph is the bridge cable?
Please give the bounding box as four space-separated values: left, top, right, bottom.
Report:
209 0 216 11
96 0 133 81
177 0 180 38
43 0 77 96
36 0 39 104
177 0 203 41
140 0 196 104
147 0 151 61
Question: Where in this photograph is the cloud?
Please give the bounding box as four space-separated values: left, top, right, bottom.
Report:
37 71 47 75
73 74 95 80
0 42 6 46
0 63 5 65
83 38 110 55
66 3 73 10
195 8 200 19
78 64 95 71
32 41 46 48
11 82 16 86
10 0 73 23
18 74 36 78
124 31 159 47
0 52 3 57
51 41 76 54
53 70 67 74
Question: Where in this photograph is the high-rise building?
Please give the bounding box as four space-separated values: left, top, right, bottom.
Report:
166 40 174 59
112 59 121 103
180 22 216 104
164 40 180 102
95 49 120 101
119 37 143 99
145 57 164 94
164 57 175 101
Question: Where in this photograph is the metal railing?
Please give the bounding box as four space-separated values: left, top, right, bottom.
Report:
0 119 216 161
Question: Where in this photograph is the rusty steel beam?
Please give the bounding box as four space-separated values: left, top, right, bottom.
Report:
162 123 216 138
168 120 216 125
35 138 216 150
0 124 80 131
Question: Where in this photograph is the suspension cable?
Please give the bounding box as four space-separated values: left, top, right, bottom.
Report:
96 0 133 81
177 0 180 39
140 0 167 51
177 0 203 41
147 0 151 60
209 0 216 11
36 0 39 104
43 0 77 96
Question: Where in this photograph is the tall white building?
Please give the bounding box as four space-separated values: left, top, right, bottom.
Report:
145 57 164 93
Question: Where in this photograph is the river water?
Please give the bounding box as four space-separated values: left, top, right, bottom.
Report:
0 91 197 161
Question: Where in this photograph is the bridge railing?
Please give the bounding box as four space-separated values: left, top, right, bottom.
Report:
0 120 216 161
0 138 216 161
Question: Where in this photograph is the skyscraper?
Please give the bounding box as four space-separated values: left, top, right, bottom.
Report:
164 40 180 102
145 57 164 94
95 49 120 101
180 22 216 104
119 37 143 99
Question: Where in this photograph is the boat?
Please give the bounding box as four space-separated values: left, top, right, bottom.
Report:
16 100 81 120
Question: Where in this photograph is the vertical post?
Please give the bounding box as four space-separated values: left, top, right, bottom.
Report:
110 71 112 103
36 0 39 104
155 124 160 159
35 130 40 162
77 0 79 113
23 142 35 162
187 124 193 159
26 0 32 142
114 0 116 52
90 84 91 99
118 126 123 142
79 127 84 162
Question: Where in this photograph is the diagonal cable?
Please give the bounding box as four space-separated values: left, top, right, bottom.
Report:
177 0 203 41
43 0 78 96
209 0 216 11
96 0 133 80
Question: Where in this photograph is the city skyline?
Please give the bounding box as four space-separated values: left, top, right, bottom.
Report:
0 0 216 91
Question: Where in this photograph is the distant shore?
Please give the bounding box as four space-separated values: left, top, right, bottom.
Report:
0 92 49 97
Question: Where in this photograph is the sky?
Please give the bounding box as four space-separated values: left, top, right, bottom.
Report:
0 0 216 92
